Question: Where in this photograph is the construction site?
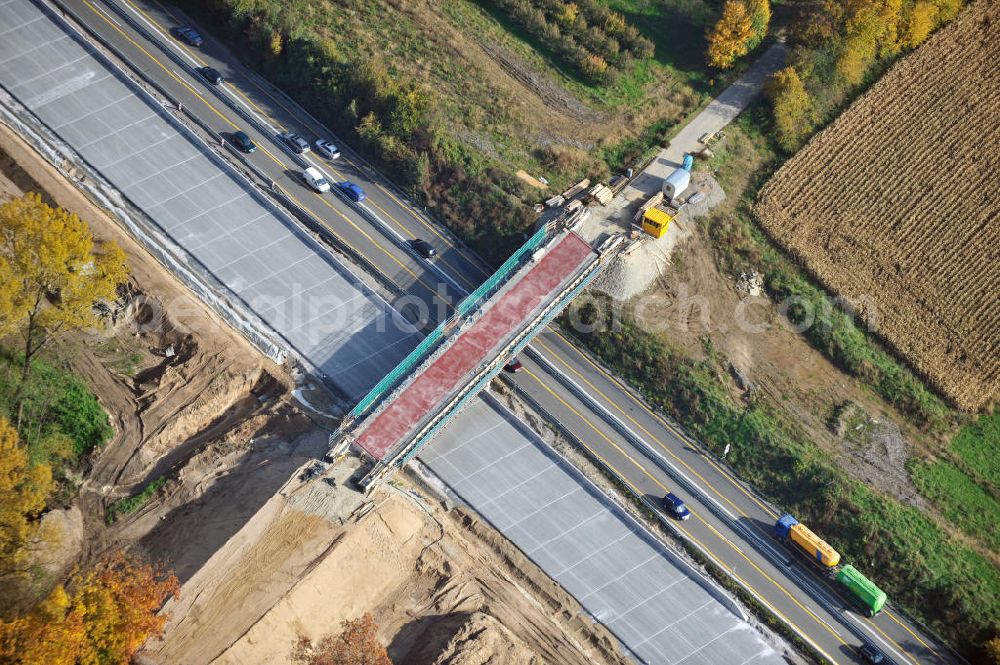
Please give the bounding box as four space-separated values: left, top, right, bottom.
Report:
0 0 977 661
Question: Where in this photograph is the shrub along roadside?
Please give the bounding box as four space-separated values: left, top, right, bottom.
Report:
560 300 999 655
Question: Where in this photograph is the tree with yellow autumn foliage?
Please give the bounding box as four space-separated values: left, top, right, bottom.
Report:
0 550 178 665
0 417 51 584
904 0 938 47
985 636 1000 665
0 193 128 425
767 66 814 152
707 0 755 69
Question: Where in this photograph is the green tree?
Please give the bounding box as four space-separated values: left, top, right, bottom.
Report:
766 66 814 152
355 112 384 147
0 194 128 426
268 31 283 59
707 0 755 69
409 151 432 194
580 52 610 82
746 0 771 49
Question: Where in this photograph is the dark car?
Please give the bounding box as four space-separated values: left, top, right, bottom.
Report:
857 643 885 664
410 238 436 258
663 492 691 520
279 132 310 154
503 358 523 374
231 131 256 153
338 181 365 202
175 27 203 47
197 66 223 85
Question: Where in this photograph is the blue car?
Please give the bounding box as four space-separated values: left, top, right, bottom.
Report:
663 492 691 520
338 181 365 202
175 27 203 47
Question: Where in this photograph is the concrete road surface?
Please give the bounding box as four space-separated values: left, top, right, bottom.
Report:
2 2 958 662
422 394 785 665
0 0 418 399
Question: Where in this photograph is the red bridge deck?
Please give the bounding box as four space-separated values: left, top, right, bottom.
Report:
355 232 595 460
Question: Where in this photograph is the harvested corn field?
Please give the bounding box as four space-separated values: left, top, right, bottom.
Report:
755 0 1000 411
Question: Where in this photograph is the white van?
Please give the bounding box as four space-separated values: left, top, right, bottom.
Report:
303 166 330 193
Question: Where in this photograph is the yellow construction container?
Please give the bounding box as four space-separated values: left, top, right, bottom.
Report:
642 207 673 239
789 522 841 567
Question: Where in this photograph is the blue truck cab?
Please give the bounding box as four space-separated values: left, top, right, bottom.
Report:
774 513 798 539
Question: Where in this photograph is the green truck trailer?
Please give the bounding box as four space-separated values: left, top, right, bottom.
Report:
836 565 887 616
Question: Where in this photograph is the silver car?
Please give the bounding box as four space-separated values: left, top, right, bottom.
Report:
314 138 340 160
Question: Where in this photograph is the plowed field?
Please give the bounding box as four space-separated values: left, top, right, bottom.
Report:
755 0 1000 411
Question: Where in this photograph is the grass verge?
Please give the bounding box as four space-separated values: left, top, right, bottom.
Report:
560 301 999 655
950 413 1000 490
106 476 167 525
910 459 1000 551
0 345 112 466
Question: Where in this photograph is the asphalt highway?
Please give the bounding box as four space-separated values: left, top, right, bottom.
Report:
37 1 960 662
63 0 491 326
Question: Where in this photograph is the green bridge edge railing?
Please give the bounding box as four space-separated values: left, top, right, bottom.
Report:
349 222 553 419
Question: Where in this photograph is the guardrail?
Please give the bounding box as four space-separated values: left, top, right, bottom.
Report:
141 0 495 278
51 0 406 305
497 374 840 665
348 223 553 421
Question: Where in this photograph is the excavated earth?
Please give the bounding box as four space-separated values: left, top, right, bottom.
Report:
1 123 631 664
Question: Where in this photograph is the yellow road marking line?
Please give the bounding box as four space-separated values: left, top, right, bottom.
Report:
551 330 778 518
521 369 843 660
134 0 488 290
865 615 921 665
535 337 753 516
523 369 668 494
83 0 232 128
85 0 292 172
374 181 489 276
285 188 442 298
886 610 940 658
680 526 843 663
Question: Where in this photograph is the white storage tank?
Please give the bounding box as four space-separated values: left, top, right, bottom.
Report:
662 167 691 200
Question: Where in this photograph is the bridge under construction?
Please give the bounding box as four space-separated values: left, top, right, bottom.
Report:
332 221 620 488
